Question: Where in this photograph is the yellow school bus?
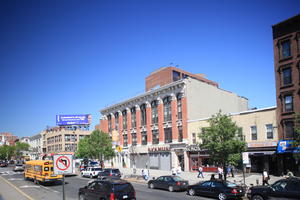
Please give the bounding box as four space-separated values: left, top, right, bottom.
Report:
24 160 63 184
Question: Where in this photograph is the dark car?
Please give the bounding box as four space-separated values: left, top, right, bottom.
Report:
247 177 300 200
78 179 136 200
148 176 189 192
98 168 121 179
187 179 245 200
0 161 8 167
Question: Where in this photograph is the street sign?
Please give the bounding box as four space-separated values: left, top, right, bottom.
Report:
116 146 122 152
242 152 250 164
53 154 73 175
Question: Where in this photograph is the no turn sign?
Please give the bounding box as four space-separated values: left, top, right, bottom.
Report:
53 154 73 175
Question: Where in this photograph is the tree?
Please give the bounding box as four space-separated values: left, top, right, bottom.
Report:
76 130 115 163
0 145 15 160
15 142 30 158
199 111 246 180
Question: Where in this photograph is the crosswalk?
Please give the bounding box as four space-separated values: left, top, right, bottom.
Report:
0 171 24 175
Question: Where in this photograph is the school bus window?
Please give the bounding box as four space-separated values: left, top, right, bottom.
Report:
34 165 41 172
44 167 49 171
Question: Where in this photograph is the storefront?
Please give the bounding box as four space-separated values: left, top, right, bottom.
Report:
186 145 215 172
148 146 171 171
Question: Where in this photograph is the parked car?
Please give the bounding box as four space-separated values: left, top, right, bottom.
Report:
148 175 189 192
78 179 136 200
81 167 103 178
187 179 245 200
13 164 24 172
98 168 121 179
247 177 300 200
0 161 8 167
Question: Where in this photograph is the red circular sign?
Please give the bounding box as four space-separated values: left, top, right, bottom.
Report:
55 155 71 171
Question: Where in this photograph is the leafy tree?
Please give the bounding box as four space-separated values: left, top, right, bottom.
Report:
76 130 115 162
292 113 300 161
0 145 15 160
199 111 246 180
15 142 30 158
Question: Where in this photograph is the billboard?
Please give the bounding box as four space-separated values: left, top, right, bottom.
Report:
277 140 300 154
56 114 91 126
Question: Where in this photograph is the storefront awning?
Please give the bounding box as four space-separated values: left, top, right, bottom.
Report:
248 151 275 155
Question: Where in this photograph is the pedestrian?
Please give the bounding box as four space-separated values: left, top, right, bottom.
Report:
210 174 216 180
176 165 182 175
218 166 223 180
144 168 149 180
262 169 270 185
231 165 235 178
286 169 294 178
197 165 204 178
227 166 231 178
171 167 177 176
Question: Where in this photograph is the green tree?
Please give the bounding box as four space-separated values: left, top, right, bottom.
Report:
0 145 15 160
76 130 115 162
199 111 246 180
15 142 30 158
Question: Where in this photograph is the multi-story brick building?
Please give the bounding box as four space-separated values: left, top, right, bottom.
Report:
99 67 248 171
0 132 18 146
272 14 300 175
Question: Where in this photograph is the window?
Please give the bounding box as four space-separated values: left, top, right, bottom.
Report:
141 131 147 145
237 127 245 141
108 115 112 132
178 126 183 142
266 124 274 139
282 67 292 86
251 126 257 140
163 96 172 122
192 132 196 144
115 112 119 130
151 101 158 124
173 70 181 81
132 133 137 146
152 130 159 144
280 40 291 59
177 93 182 120
284 121 294 139
164 128 172 143
284 95 293 112
131 107 136 128
122 110 127 130
123 134 128 147
140 104 147 126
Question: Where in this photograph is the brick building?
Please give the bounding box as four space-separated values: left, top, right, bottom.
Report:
99 67 248 171
272 14 300 175
0 132 18 146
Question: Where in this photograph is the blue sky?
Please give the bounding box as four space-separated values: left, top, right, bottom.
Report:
0 0 299 137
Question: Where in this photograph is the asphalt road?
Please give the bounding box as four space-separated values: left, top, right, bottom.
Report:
0 166 214 200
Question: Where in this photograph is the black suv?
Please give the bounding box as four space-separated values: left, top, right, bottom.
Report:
98 168 121 179
78 179 136 200
247 177 300 200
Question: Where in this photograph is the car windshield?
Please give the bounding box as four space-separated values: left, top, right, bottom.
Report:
93 168 102 171
172 176 184 181
112 169 120 173
225 182 238 187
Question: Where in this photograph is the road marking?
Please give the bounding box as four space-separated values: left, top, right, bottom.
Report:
40 185 60 193
0 176 34 200
8 178 23 181
19 185 40 188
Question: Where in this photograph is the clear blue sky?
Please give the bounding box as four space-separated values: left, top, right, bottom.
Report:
0 0 299 138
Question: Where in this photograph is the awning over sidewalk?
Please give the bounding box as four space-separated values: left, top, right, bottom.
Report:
248 151 275 155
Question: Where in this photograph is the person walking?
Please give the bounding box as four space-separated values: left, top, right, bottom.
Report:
218 166 223 180
262 169 270 185
171 167 177 176
197 165 204 178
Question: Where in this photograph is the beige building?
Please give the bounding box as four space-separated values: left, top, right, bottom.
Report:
42 127 91 155
187 107 277 173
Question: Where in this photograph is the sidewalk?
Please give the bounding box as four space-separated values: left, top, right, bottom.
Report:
0 176 30 200
119 167 283 186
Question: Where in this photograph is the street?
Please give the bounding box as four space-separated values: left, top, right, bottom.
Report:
0 167 214 200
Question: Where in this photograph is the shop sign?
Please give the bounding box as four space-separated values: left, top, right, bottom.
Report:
148 147 170 152
247 141 277 148
186 145 201 152
277 140 300 154
242 152 250 164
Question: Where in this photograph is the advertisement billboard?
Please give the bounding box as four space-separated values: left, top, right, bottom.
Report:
56 114 92 126
277 140 300 154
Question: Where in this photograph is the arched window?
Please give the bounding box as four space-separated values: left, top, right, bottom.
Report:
114 112 119 130
140 104 147 126
122 110 127 130
163 96 172 122
177 93 183 120
131 107 136 128
151 100 158 124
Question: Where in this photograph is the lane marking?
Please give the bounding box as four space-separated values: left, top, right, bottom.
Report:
19 185 40 188
0 176 34 200
40 185 60 193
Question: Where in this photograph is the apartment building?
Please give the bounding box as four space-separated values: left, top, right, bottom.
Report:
272 14 300 175
42 126 91 155
188 107 277 174
99 67 248 171
0 132 18 146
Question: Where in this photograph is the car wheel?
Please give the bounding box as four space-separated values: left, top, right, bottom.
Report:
168 186 174 192
188 188 195 196
149 183 154 189
34 178 39 185
252 195 264 200
78 194 85 200
81 173 84 177
218 193 227 200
